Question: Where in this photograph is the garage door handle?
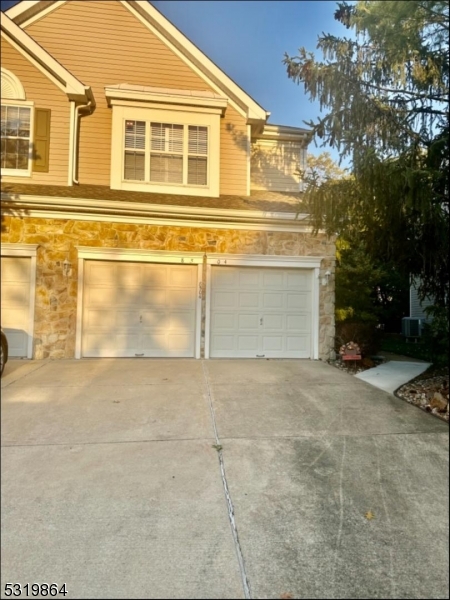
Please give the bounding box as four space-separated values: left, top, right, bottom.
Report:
260 317 263 325
135 353 144 357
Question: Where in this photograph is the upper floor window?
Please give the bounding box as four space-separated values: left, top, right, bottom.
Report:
124 120 208 186
1 68 34 177
109 102 221 197
1 105 32 172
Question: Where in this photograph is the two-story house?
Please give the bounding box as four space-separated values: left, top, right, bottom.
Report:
1 0 335 362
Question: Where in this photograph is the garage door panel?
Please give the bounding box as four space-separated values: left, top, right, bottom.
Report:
237 335 259 351
262 336 283 351
262 292 284 309
238 314 259 330
239 270 259 286
263 314 284 329
83 332 140 357
212 291 235 309
170 289 196 308
116 263 142 286
213 268 238 288
286 314 309 331
87 262 116 285
211 335 234 351
210 266 312 358
169 267 196 287
82 261 197 357
239 292 259 308
287 293 309 310
142 264 168 286
262 271 284 287
1 256 32 358
1 258 31 282
287 336 310 352
1 282 30 307
140 332 194 355
140 288 167 306
212 312 235 329
287 271 311 290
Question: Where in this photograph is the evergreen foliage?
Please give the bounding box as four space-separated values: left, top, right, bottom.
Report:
285 1 449 307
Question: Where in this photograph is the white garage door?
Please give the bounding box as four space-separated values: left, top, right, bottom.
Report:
210 266 312 358
1 256 31 357
82 261 198 357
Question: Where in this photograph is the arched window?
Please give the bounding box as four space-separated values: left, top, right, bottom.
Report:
1 68 33 175
1 67 27 100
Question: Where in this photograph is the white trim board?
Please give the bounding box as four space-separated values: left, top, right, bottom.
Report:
76 247 205 264
2 194 313 233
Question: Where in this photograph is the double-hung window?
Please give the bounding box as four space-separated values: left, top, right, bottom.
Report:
124 120 208 186
110 102 221 197
1 104 32 174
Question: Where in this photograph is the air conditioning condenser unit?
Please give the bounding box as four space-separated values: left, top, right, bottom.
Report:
402 317 422 337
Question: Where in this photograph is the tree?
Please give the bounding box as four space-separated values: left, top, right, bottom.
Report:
304 153 409 330
284 1 449 307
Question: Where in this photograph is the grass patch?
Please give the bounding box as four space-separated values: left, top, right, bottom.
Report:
380 334 432 361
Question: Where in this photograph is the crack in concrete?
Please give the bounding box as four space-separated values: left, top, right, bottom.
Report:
202 361 251 600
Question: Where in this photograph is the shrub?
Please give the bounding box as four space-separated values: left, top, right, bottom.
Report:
335 321 383 356
422 306 449 367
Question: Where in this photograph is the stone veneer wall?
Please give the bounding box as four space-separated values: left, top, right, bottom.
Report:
1 216 335 360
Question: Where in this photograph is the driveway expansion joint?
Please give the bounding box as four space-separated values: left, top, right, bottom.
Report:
202 360 252 600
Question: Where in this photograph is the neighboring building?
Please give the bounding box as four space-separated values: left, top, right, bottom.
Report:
410 280 434 322
1 0 335 361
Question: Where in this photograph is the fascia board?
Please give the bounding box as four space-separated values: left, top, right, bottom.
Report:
124 0 267 122
1 14 90 100
4 1 42 21
6 0 266 122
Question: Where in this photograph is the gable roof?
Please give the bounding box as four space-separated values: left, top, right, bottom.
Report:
1 11 93 102
6 0 267 122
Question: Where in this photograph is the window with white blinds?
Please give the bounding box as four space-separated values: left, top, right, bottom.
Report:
123 120 208 186
1 105 32 172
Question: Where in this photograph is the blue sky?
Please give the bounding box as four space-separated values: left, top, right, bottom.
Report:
1 0 349 163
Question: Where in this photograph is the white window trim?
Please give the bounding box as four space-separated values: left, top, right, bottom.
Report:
0 243 39 359
110 104 220 197
75 247 204 360
1 99 35 178
204 253 322 360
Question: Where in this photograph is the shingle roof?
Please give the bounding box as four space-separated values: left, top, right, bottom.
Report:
1 183 305 214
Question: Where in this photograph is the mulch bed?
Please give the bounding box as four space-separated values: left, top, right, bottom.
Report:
330 358 449 423
395 365 449 423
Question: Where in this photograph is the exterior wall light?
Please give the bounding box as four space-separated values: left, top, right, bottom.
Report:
322 270 332 286
63 259 72 277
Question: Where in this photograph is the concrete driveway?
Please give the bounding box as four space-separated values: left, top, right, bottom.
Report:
1 359 448 599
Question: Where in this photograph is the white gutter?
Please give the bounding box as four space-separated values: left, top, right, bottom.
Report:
68 101 75 186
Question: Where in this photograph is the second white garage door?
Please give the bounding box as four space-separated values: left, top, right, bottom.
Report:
82 261 198 357
209 266 312 358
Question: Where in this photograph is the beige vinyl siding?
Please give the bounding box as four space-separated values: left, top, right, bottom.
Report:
1 38 70 186
220 105 248 195
27 0 248 194
251 139 304 192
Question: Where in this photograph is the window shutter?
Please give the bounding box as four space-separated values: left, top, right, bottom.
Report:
33 108 51 172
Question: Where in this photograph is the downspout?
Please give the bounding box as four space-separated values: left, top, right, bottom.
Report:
72 91 95 185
